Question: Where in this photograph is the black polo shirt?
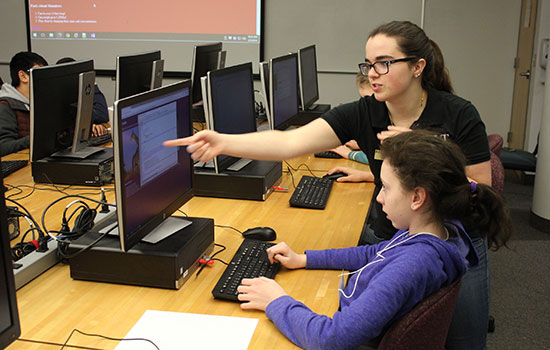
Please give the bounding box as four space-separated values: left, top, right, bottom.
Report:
322 87 490 239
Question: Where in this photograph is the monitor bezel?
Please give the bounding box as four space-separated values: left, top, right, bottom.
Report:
0 173 21 349
206 62 257 173
112 80 193 252
269 53 299 131
297 44 320 111
30 59 95 162
115 50 161 101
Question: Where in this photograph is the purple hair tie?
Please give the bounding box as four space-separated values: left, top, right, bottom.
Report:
470 181 477 194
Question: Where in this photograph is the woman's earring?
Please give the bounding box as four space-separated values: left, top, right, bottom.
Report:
415 74 420 78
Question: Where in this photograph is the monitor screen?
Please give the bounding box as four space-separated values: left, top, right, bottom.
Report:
113 80 193 252
190 42 223 105
115 51 162 101
30 59 95 162
26 0 263 73
0 172 21 349
298 45 319 110
206 62 256 172
269 53 299 130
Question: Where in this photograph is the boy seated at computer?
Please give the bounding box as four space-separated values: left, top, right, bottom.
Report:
0 51 48 157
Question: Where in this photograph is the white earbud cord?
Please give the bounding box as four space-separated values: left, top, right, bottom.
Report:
338 230 426 300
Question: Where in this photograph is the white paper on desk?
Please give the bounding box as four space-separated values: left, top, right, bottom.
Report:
115 310 258 350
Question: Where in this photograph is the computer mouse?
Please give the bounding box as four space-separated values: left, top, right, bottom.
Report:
322 172 347 181
242 227 277 241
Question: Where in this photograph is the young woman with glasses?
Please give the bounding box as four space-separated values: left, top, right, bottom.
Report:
165 21 493 349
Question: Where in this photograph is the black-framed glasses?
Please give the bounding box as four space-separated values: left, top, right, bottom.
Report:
358 57 417 76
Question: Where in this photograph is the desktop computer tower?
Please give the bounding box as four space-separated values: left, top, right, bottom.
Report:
67 217 215 290
193 160 282 201
32 148 114 186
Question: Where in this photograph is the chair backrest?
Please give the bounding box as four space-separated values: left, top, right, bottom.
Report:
488 134 503 157
490 151 505 194
487 134 505 193
378 279 462 350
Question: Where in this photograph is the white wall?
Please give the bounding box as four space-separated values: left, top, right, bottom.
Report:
526 0 550 152
0 1 529 143
424 0 520 141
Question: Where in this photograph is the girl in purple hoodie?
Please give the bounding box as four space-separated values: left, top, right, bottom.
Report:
237 130 511 350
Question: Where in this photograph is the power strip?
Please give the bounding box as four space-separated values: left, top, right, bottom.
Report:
13 205 116 290
13 239 59 290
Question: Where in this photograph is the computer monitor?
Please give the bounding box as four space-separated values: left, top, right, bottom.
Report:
112 80 193 252
269 53 299 130
30 59 96 162
298 45 320 111
0 173 21 349
259 61 271 126
205 62 256 173
115 50 163 101
50 70 105 159
190 42 224 106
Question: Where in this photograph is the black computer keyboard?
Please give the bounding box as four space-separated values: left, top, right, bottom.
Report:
212 239 280 301
86 133 112 146
289 175 333 209
314 151 342 159
1 160 28 177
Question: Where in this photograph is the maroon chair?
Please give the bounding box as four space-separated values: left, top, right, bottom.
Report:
488 134 505 193
377 279 462 350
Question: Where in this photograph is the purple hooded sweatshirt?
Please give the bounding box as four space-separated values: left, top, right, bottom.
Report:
265 220 478 350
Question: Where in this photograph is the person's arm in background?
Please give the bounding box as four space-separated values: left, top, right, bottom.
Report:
164 118 342 162
90 85 109 137
466 161 492 186
92 85 109 124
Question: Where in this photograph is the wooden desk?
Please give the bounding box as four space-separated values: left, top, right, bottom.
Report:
5 154 373 350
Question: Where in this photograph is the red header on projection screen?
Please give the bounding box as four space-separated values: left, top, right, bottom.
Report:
28 0 258 34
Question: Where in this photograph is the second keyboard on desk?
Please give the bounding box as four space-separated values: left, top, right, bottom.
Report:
86 133 112 146
212 239 280 302
289 175 333 209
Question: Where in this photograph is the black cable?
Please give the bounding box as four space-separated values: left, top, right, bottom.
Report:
284 160 318 177
60 328 160 350
41 172 71 196
5 183 114 201
56 224 112 260
41 194 116 240
177 209 188 217
286 165 297 189
214 224 243 235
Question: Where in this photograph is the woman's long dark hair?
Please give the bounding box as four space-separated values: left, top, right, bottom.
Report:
380 130 511 250
369 21 454 94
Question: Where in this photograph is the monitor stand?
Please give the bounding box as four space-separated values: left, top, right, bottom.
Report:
51 144 104 159
193 160 215 169
100 216 192 244
294 103 331 126
191 103 206 123
227 158 252 172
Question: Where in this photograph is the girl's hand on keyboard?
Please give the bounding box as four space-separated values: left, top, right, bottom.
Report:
266 242 306 269
238 277 287 311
